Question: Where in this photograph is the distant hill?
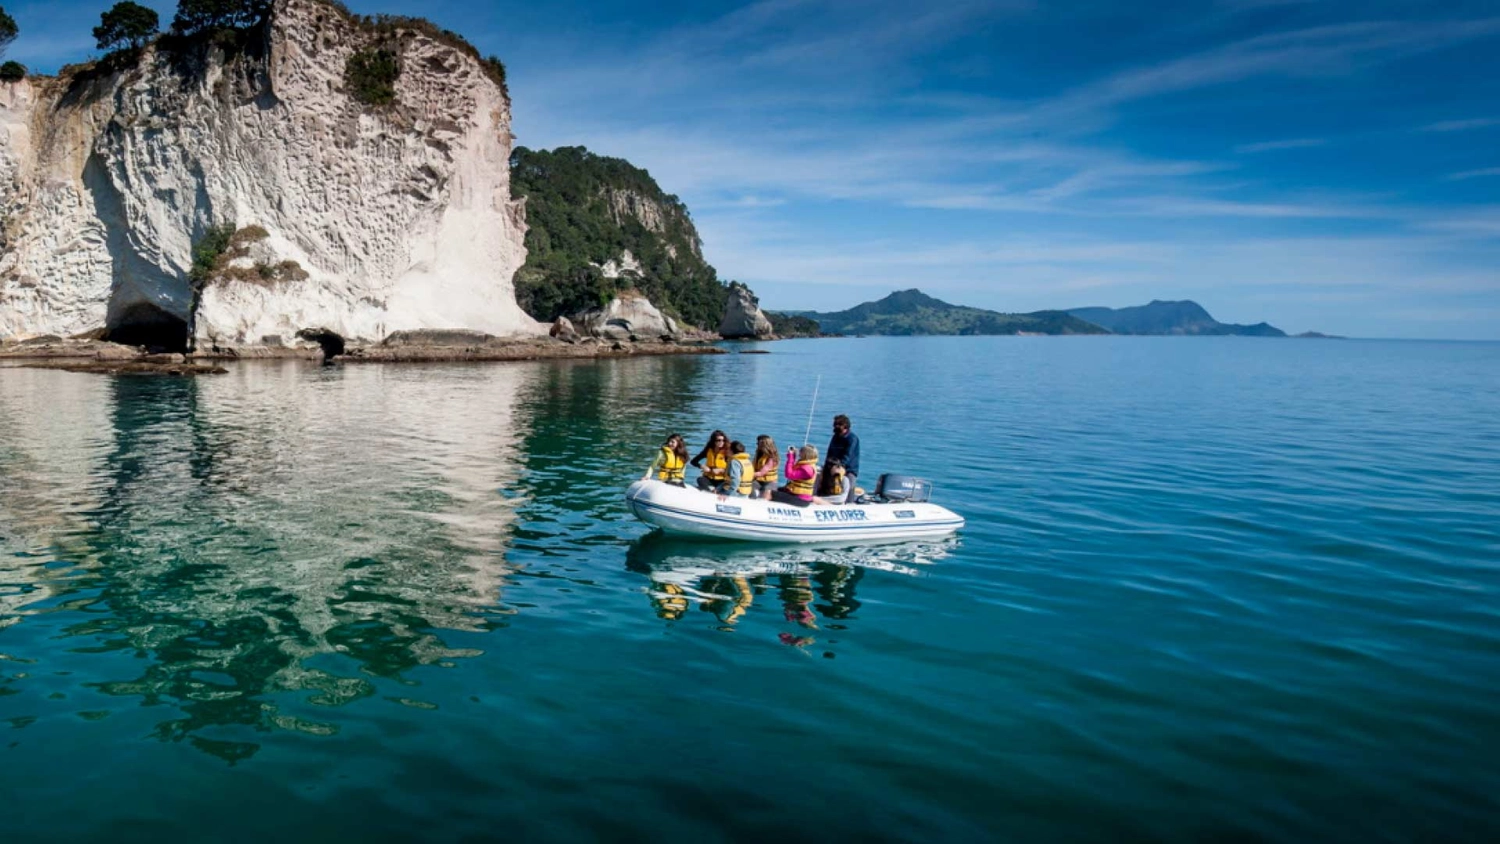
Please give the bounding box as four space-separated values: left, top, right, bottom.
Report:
787 289 1108 336
1068 300 1286 337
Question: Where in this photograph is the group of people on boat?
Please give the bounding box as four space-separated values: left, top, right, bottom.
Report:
646 414 862 507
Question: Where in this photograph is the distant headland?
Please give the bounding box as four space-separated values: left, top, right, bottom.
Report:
771 290 1335 338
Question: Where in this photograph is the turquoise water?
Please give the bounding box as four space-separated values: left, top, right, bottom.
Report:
2 337 1498 840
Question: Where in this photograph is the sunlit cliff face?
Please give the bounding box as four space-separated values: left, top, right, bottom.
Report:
0 0 541 351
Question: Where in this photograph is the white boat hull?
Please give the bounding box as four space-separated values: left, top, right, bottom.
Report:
625 479 964 544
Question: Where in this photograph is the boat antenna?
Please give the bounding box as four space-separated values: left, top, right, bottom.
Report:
803 375 821 446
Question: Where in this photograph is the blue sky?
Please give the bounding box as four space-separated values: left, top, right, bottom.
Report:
8 0 1500 338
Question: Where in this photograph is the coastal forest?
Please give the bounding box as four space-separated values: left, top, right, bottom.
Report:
509 146 730 330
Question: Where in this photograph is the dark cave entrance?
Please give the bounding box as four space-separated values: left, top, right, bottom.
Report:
104 302 190 352
297 328 346 360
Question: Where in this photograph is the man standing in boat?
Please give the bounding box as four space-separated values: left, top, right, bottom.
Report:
822 414 860 504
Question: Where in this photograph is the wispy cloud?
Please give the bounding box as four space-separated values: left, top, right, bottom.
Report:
1035 19 1500 121
1235 137 1327 153
1418 117 1500 132
1446 167 1500 181
1422 207 1500 236
501 0 1500 337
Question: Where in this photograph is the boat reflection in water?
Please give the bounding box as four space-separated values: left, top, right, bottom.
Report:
625 532 958 647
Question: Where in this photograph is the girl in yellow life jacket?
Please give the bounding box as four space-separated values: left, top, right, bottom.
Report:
752 435 779 500
645 433 688 485
727 440 754 497
689 429 731 493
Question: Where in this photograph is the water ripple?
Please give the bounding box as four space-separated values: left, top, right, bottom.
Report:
2 340 1500 838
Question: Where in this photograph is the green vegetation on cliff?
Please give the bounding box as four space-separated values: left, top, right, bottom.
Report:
0 8 17 59
509 146 727 329
800 289 1108 336
345 46 399 106
94 2 160 53
171 0 270 36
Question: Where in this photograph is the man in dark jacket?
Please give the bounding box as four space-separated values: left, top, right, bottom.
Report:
822 414 860 504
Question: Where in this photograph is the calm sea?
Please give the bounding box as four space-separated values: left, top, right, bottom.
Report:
1 336 1498 841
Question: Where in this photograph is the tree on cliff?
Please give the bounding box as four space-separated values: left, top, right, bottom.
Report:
0 7 18 59
171 0 272 35
95 2 160 52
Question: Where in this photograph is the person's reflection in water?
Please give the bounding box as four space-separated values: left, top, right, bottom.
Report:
777 574 818 648
650 582 689 620
700 574 759 629
813 562 864 622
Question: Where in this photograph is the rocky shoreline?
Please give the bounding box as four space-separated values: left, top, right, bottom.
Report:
1 333 730 375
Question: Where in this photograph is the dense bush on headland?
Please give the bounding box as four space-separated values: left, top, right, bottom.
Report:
766 313 823 337
510 146 731 329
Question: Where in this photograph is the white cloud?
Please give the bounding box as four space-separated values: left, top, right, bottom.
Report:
1419 117 1500 132
1034 19 1500 121
1446 167 1500 181
1235 138 1328 153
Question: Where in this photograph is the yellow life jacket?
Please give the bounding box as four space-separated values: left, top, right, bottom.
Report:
731 453 754 495
657 446 685 483
754 454 779 485
702 448 729 481
786 459 818 496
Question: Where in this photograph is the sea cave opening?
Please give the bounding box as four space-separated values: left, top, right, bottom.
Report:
297 328 346 360
104 302 190 353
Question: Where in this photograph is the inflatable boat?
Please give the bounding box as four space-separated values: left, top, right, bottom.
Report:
625 475 964 543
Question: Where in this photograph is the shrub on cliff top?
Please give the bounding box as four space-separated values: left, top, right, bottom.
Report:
171 0 271 36
319 2 510 98
345 47 400 106
0 60 23 82
95 2 161 53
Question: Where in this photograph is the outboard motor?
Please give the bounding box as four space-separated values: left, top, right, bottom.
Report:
874 474 933 503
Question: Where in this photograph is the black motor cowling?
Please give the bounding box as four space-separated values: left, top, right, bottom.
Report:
874 474 932 503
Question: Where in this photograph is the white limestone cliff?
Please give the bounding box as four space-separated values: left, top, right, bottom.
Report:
0 0 541 348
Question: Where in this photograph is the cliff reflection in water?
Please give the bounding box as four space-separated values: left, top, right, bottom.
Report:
0 362 535 761
625 532 957 645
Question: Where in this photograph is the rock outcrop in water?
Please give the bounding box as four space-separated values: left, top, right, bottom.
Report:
0 0 540 351
574 290 679 340
718 282 773 339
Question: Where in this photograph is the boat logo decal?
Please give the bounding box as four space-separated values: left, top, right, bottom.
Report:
815 509 869 522
894 510 916 519
766 506 804 521
715 504 742 515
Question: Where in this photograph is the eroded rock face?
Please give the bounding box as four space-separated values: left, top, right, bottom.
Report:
593 249 643 280
718 283 773 339
575 291 678 340
548 316 578 342
0 0 541 349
